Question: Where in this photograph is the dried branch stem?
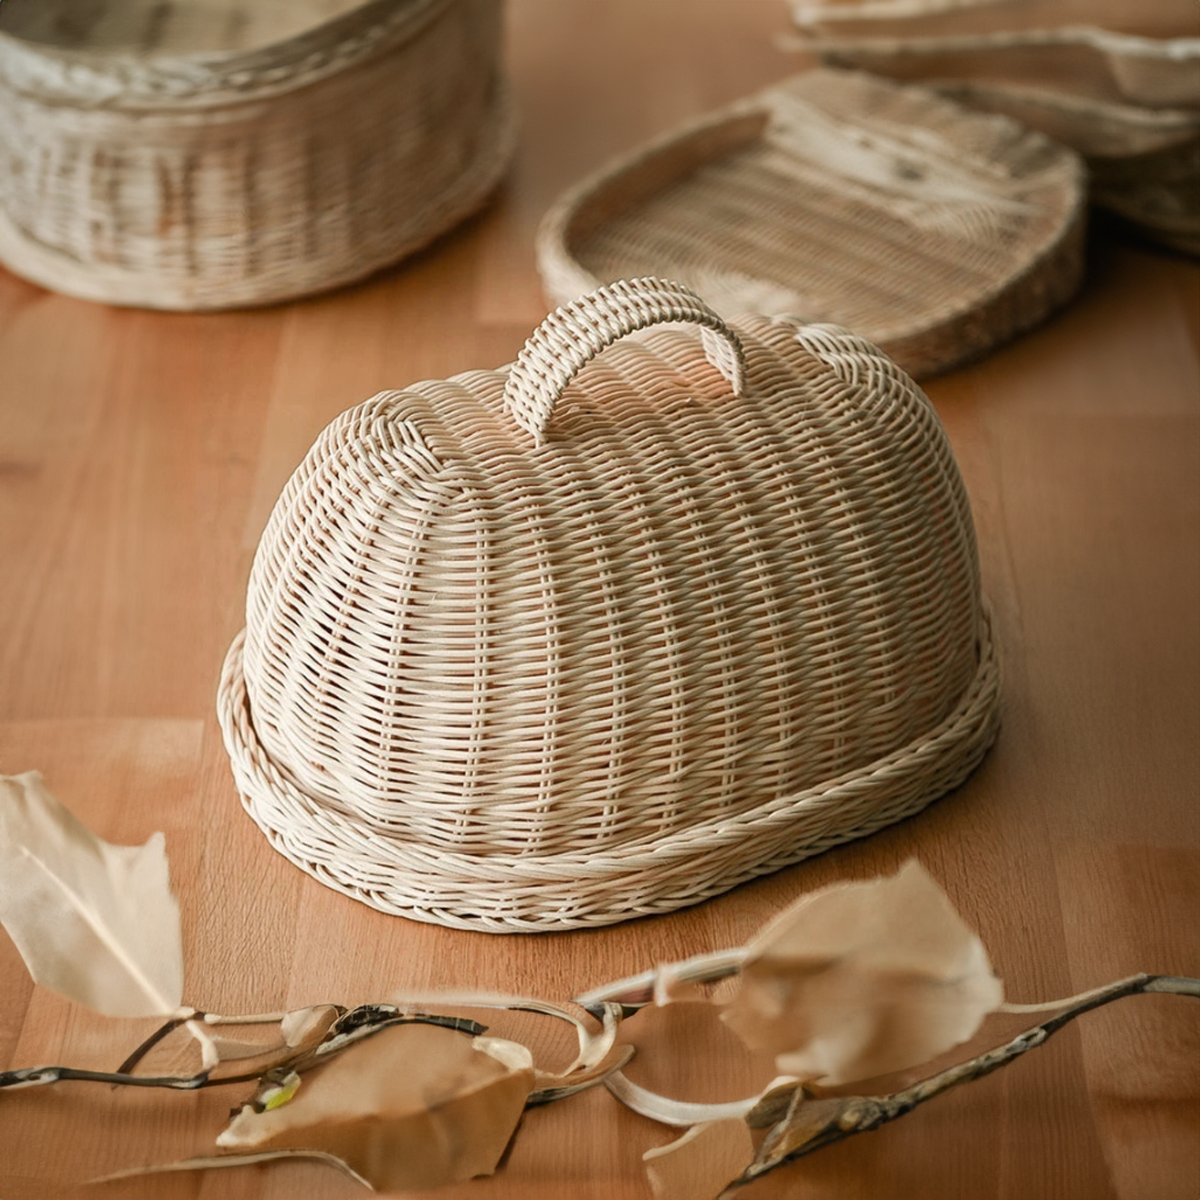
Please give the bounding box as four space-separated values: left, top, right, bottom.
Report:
720 973 1200 1196
0 1010 486 1094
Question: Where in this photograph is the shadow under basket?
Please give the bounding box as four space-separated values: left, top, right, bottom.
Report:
218 277 1002 932
0 0 516 310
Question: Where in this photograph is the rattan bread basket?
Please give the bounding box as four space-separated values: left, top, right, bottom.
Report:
536 68 1085 380
0 0 515 310
217 278 1002 932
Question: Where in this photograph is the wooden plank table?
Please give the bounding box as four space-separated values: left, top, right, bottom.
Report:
1 3 1197 1197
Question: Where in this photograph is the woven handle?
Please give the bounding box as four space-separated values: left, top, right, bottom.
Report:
503 277 746 444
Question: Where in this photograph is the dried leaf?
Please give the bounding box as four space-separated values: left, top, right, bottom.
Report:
603 1069 759 1127
393 989 608 1076
753 1090 848 1169
643 1119 755 1200
530 1043 635 1104
282 1004 341 1048
206 1006 342 1078
721 860 1003 1084
577 949 748 1013
0 772 183 1018
216 1022 535 1191
91 1148 373 1190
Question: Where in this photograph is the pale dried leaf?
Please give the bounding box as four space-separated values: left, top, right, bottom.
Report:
743 1076 805 1129
643 1119 754 1200
721 860 1003 1084
604 1070 758 1127
90 1148 372 1190
199 1008 339 1082
654 973 709 1007
577 948 748 1011
531 1043 635 1103
392 989 621 1079
282 1004 340 1048
472 1036 534 1072
0 772 183 1018
566 1000 623 1075
217 1022 534 1191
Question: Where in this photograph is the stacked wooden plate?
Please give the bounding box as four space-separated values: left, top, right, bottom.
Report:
538 68 1086 379
789 0 1200 254
0 0 517 309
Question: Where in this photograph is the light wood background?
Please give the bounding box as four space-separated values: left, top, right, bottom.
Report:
1 3 1197 1198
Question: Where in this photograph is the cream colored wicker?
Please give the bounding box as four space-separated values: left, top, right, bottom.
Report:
930 81 1200 256
0 0 516 310
930 80 1200 160
217 277 1001 932
536 69 1085 381
789 0 1189 41
789 0 1200 109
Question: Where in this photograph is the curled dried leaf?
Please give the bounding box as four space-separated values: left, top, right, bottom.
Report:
0 772 183 1018
577 949 748 1014
721 860 1003 1085
392 990 609 1076
217 1022 534 1191
530 1043 635 1105
282 1004 341 1048
91 1148 373 1190
220 1005 342 1067
603 1069 759 1127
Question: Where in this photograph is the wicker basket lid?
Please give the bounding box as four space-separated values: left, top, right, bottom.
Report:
536 67 1086 379
218 278 1001 932
0 0 515 310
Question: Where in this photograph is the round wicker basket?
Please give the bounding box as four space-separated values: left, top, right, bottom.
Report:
0 0 516 310
218 278 1002 932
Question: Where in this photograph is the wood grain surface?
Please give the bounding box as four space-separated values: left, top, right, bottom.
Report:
1 3 1197 1198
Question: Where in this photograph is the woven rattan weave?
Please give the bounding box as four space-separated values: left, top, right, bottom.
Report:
789 0 1200 110
785 3 1199 257
218 278 1001 932
536 69 1085 380
0 0 515 310
928 81 1200 257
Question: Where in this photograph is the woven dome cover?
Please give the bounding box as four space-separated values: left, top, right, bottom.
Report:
218 278 1001 932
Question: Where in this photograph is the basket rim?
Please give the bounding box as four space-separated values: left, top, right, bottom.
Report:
0 0 453 107
216 601 1002 931
535 68 1086 355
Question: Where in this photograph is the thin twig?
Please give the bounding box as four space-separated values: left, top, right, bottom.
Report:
0 1010 487 1094
115 1012 200 1076
0 1065 212 1091
720 973 1200 1196
994 974 1148 1014
576 948 747 1018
